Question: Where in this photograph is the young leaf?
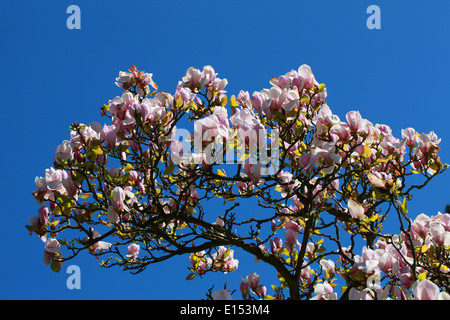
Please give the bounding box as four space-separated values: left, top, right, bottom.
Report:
186 273 196 280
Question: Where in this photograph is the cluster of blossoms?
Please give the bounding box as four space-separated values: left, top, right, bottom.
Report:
338 212 450 300
240 272 267 299
188 246 239 278
28 64 448 300
115 65 158 97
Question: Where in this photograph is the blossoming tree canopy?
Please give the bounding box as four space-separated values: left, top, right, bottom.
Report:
28 64 450 300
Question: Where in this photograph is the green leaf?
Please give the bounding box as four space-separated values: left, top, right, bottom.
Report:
164 165 176 175
123 163 134 172
92 146 103 156
50 260 61 273
230 96 239 109
220 95 228 107
186 273 196 280
175 95 184 108
400 198 408 215
362 145 372 158
417 272 427 281
223 246 231 259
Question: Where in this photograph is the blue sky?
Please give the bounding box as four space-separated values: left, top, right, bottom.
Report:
1 0 450 300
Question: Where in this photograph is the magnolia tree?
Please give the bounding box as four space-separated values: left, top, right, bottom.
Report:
28 64 450 300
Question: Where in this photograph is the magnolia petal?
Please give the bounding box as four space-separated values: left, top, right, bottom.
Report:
348 198 365 219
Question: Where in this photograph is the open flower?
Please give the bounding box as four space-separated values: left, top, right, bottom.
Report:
212 289 232 300
348 198 366 219
112 186 126 212
126 243 140 259
44 167 64 191
413 279 441 300
311 282 337 300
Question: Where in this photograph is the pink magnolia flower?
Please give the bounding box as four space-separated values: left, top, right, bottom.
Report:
330 121 351 141
412 279 440 300
89 227 112 254
401 127 417 147
70 123 101 147
128 96 168 126
173 87 196 107
320 259 336 278
348 198 366 220
128 170 145 194
112 186 125 212
107 206 119 224
223 255 239 273
211 246 239 274
379 133 406 157
270 69 305 91
367 171 394 190
230 108 266 147
241 272 266 298
189 250 212 274
313 104 340 127
101 124 117 149
212 289 232 300
311 282 337 300
210 77 228 94
44 238 62 265
213 216 225 228
44 238 61 254
236 180 254 194
354 247 381 275
306 242 316 256
169 139 186 165
179 67 202 89
348 288 375 300
284 220 301 232
270 237 283 253
188 109 230 148
243 272 260 291
300 263 313 281
200 65 217 87
417 131 441 155
126 243 140 259
285 229 300 252
311 142 342 174
277 170 293 184
429 222 450 247
299 153 315 173
411 213 432 238
434 212 450 232
45 167 64 191
346 111 372 133
38 206 50 225
297 64 316 90
236 90 251 106
250 91 264 111
54 140 74 163
398 266 414 288
115 65 156 96
243 161 263 184
378 250 397 273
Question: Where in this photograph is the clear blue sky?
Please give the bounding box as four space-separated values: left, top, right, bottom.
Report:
1 0 449 300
